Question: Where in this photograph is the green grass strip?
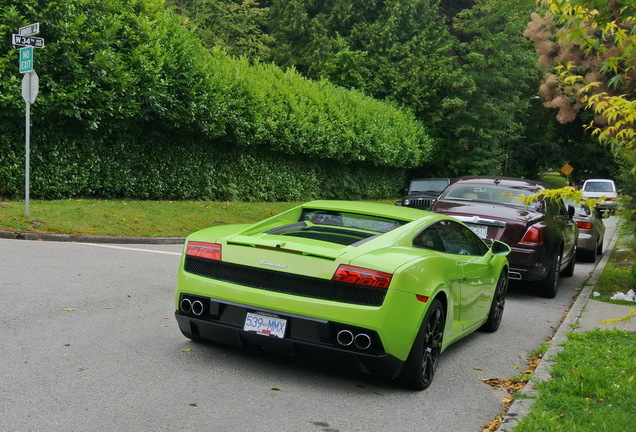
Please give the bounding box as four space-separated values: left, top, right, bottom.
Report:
515 329 636 432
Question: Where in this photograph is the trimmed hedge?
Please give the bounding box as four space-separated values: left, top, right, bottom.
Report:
0 0 430 200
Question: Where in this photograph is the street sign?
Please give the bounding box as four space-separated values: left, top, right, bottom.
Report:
19 23 40 36
19 47 34 73
12 34 45 48
22 71 39 104
561 163 574 176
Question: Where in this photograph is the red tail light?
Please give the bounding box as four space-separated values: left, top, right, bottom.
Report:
520 226 543 245
332 265 392 288
575 220 593 230
186 242 222 260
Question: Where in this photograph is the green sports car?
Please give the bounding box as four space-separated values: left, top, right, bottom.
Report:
175 201 511 390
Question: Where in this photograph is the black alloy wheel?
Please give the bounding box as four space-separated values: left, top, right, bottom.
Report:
398 299 445 390
481 271 508 332
539 251 562 298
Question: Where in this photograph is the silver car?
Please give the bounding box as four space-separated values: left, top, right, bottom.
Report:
566 200 606 262
581 179 619 214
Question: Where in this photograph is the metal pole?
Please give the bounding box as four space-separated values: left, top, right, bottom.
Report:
25 75 30 217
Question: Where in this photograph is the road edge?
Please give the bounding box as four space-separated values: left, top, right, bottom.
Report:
0 230 185 244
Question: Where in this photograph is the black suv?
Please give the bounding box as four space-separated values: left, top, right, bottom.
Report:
395 178 452 210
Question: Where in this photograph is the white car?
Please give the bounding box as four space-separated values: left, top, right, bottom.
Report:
581 179 619 213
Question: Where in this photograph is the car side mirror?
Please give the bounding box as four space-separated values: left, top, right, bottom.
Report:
567 205 575 219
490 240 511 256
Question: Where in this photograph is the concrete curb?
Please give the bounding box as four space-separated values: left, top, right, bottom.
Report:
0 230 185 244
497 220 621 431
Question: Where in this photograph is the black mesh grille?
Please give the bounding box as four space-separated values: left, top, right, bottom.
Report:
406 198 433 210
184 256 387 306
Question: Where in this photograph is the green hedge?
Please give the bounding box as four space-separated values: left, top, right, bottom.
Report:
0 0 429 200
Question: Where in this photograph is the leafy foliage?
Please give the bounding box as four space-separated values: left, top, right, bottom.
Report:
525 0 636 173
0 0 430 200
439 0 542 175
258 0 551 177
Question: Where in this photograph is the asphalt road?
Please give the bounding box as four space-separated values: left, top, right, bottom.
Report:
0 218 617 432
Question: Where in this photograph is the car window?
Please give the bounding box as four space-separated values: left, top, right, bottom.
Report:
544 198 568 218
300 210 405 233
442 184 538 209
583 181 614 193
414 220 487 256
413 224 446 252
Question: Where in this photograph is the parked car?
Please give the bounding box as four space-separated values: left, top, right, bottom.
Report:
395 178 452 210
175 200 511 390
430 177 578 298
565 199 605 262
581 179 619 214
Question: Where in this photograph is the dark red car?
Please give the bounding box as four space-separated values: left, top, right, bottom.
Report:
430 177 578 298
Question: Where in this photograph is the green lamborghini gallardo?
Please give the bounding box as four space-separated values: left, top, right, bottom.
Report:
175 201 510 390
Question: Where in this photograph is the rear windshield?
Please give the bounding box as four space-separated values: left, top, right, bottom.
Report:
583 181 615 193
443 184 539 209
265 209 406 246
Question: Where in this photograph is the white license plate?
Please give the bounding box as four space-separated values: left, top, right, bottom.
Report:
243 312 287 339
467 224 488 239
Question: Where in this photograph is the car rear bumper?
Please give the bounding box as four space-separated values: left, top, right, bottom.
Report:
175 296 405 377
507 247 550 282
576 230 596 253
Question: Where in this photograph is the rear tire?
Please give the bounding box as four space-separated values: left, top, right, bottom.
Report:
480 271 508 332
596 239 604 256
398 299 445 390
539 252 561 298
581 248 596 262
561 248 576 277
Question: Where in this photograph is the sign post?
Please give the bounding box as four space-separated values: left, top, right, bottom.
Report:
13 23 43 216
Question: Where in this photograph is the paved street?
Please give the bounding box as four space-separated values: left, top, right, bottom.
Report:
0 218 617 432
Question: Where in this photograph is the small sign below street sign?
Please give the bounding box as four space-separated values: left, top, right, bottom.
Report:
19 47 34 73
12 34 45 48
22 70 39 104
19 22 40 36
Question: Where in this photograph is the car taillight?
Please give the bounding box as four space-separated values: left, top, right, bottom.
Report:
520 226 543 245
332 265 392 288
186 242 222 260
575 221 594 230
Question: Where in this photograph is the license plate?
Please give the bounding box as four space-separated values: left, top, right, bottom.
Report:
467 224 488 239
243 312 287 339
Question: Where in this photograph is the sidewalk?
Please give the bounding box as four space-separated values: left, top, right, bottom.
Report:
498 217 634 431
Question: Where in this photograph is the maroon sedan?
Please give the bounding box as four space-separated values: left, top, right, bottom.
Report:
430 177 577 298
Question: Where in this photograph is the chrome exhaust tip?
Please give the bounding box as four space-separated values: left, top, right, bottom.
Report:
354 333 372 350
336 330 354 346
191 300 204 316
180 298 192 314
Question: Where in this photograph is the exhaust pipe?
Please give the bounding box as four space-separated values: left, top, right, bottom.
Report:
180 298 192 314
509 271 522 280
354 333 372 350
191 300 204 316
336 330 354 346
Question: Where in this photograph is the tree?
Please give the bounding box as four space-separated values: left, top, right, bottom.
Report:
525 0 636 171
166 0 274 59
434 0 543 176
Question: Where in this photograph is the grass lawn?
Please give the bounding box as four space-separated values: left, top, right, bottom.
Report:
0 199 396 237
513 329 636 432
